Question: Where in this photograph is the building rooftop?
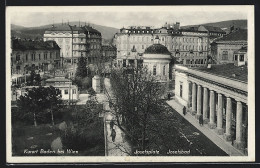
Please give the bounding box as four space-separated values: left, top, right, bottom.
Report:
181 25 225 33
192 63 248 82
82 25 101 35
45 24 101 35
45 77 72 82
12 39 60 51
201 25 225 33
144 44 171 55
215 29 247 42
47 24 72 31
101 45 117 51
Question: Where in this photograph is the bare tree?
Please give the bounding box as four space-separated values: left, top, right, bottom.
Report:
109 66 166 153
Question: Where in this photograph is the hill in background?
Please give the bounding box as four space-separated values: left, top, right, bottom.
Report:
11 19 247 44
11 22 119 44
181 20 247 30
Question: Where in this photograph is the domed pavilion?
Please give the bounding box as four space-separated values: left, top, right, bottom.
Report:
143 36 172 81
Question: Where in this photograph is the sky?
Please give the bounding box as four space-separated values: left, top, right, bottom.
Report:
8 6 249 29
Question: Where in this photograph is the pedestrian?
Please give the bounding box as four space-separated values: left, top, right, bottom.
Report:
111 128 116 142
110 120 114 130
168 93 171 100
183 106 186 116
231 134 234 146
199 115 203 126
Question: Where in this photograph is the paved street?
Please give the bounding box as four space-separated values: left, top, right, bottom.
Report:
166 98 244 156
77 94 89 105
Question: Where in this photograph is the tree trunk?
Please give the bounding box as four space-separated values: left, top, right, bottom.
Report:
142 117 147 151
33 112 37 127
51 110 55 126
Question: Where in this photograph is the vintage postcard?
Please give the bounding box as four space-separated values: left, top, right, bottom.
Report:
6 5 255 163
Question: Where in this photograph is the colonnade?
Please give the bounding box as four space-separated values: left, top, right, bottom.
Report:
188 81 247 150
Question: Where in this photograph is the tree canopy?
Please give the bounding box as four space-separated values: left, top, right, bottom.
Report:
75 56 88 78
26 69 41 86
109 67 166 153
17 86 62 126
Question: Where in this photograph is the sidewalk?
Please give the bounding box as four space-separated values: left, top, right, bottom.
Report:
96 78 131 156
166 98 244 156
105 112 131 156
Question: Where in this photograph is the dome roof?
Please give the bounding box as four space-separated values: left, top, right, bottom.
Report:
144 44 171 55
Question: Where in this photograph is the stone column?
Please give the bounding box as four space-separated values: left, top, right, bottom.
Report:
224 97 232 141
203 87 209 123
191 83 197 115
92 75 101 93
217 93 224 134
209 90 216 129
187 81 191 109
126 59 129 67
196 85 202 119
134 59 138 68
234 101 245 150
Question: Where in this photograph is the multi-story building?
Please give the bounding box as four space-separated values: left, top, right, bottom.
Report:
174 62 248 154
101 45 117 62
113 22 214 67
210 29 247 64
43 24 102 65
11 39 61 76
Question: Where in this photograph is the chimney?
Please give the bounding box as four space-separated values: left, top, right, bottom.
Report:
175 22 180 30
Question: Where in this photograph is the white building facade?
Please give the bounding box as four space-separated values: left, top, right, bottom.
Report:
174 64 248 154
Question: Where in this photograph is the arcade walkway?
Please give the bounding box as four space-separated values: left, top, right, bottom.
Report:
166 98 245 156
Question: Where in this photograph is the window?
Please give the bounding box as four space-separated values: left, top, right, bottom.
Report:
163 65 166 76
64 89 68 94
39 54 41 60
16 55 20 61
153 65 156 75
186 59 190 64
180 82 183 98
50 53 52 59
222 51 228 60
31 54 36 61
16 66 20 73
240 55 244 61
73 89 76 94
44 53 48 60
25 54 28 61
234 54 238 61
